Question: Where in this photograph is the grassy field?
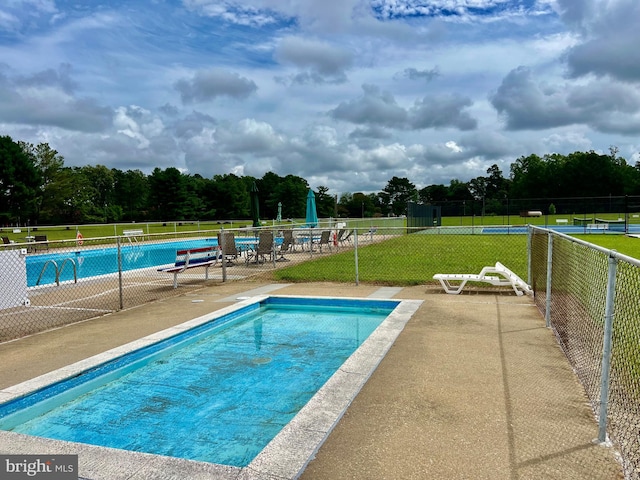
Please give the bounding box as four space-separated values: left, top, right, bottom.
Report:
273 231 640 286
274 234 530 285
569 234 640 259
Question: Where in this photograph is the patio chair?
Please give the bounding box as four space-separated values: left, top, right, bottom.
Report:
276 230 294 261
339 229 353 246
33 235 49 252
2 236 13 245
246 231 274 264
217 232 241 265
314 230 332 253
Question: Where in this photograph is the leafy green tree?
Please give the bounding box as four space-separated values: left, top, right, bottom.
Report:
0 136 41 224
510 154 551 198
44 167 98 224
338 192 375 217
274 175 309 219
79 165 116 222
485 164 509 198
19 141 65 223
419 184 448 203
316 185 336 218
113 169 150 221
256 172 282 220
182 174 209 220
381 176 418 216
447 179 472 201
148 167 189 220
208 173 249 220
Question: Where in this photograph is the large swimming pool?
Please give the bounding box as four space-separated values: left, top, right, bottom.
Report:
26 237 267 287
0 295 421 478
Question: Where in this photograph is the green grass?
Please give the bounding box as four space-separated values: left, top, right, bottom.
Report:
274 234 529 285
571 234 640 259
274 230 640 286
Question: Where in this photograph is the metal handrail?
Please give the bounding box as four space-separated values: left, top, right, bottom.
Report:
36 260 58 286
57 258 77 285
35 258 77 286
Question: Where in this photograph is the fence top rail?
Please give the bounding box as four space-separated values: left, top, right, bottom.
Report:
529 225 640 268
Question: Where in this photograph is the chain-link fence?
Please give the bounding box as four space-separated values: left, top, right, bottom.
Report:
3 222 639 474
0 224 532 342
433 194 640 224
530 226 640 479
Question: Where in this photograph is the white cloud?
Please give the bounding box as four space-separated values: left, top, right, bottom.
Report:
491 66 640 135
274 36 353 84
1 0 639 195
174 68 258 104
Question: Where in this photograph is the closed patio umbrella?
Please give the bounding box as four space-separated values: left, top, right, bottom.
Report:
276 202 282 223
305 189 318 227
250 182 260 228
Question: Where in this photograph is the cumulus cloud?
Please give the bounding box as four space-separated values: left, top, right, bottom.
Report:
174 68 258 104
15 63 77 94
171 111 216 138
5 0 640 194
330 84 407 128
408 94 477 130
274 36 353 85
457 130 519 159
331 84 477 131
215 118 285 154
0 65 112 132
558 0 640 82
349 126 393 140
113 105 168 151
491 66 640 134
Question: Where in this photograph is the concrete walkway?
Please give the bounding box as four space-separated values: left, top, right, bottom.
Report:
0 281 624 479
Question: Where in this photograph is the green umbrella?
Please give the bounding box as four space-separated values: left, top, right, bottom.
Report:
250 182 260 228
305 189 318 227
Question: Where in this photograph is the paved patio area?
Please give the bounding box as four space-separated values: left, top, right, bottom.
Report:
0 281 624 479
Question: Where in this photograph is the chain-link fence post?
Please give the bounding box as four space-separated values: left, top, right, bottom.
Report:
598 253 618 443
527 227 533 286
271 230 276 268
354 228 359 286
221 227 227 283
117 236 123 310
545 232 553 328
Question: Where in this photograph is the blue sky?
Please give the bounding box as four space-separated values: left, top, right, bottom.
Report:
1 0 639 195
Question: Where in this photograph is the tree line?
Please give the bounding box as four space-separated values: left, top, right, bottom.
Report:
2 135 639 225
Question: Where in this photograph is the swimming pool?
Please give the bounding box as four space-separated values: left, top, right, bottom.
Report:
26 237 272 287
0 295 422 479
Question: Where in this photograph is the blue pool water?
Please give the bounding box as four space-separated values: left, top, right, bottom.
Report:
0 296 398 467
26 237 270 287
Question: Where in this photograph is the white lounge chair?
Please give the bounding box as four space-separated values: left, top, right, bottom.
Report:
433 262 532 296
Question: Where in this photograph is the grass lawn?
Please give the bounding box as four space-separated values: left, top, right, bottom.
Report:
274 234 529 286
274 231 640 286
570 234 640 260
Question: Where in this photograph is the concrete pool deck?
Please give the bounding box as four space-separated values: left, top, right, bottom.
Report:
0 281 624 479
